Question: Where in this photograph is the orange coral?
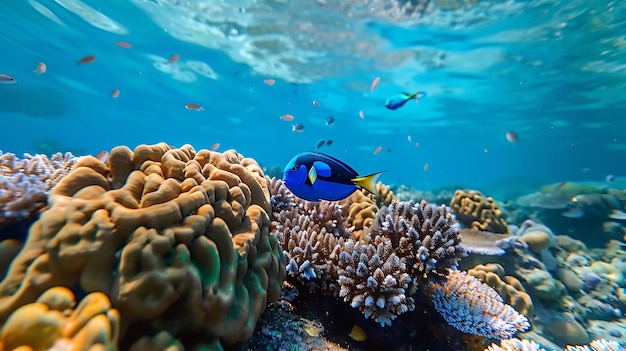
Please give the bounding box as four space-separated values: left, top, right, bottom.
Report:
450 190 509 234
0 286 119 351
366 182 398 209
467 263 534 322
340 190 377 240
0 143 284 348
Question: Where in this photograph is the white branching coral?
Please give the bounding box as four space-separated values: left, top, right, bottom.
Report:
337 236 414 326
431 270 530 339
485 338 624 351
270 178 347 289
369 200 465 283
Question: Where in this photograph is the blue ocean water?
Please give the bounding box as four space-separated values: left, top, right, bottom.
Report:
1 0 624 193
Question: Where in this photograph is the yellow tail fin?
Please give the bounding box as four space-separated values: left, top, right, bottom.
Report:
351 171 385 194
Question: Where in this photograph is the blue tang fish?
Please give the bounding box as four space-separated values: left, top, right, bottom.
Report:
385 91 426 110
283 152 384 202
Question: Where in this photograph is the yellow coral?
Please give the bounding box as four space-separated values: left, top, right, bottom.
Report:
468 264 534 323
339 190 377 241
0 286 119 351
366 182 398 209
450 190 508 234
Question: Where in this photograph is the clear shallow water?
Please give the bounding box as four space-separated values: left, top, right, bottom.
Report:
0 0 625 191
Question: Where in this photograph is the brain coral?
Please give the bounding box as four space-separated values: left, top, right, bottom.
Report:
450 189 509 234
0 143 285 348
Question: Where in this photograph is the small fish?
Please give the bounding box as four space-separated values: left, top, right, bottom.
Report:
185 103 204 111
349 325 367 342
606 174 615 183
314 139 325 150
506 131 518 143
168 53 180 63
0 74 17 84
280 114 295 121
359 110 364 119
210 143 220 151
312 100 320 107
386 147 391 152
373 146 382 155
77 55 96 64
326 140 333 146
325 116 335 126
283 151 384 202
370 77 380 93
111 89 120 98
115 41 132 48
484 147 489 152
414 142 420 147
292 123 304 132
95 151 109 163
264 79 276 86
34 62 46 74
423 163 429 172
407 135 412 142
385 91 426 110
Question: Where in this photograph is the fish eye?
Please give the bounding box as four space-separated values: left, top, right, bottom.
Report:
291 166 298 172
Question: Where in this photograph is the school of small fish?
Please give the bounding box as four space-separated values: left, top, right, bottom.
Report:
0 40 530 189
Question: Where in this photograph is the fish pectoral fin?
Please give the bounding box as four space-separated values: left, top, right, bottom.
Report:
308 166 318 185
351 171 385 194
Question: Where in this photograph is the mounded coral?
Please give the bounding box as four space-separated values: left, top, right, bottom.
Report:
467 264 534 323
366 182 398 209
450 189 509 234
0 286 119 351
339 189 377 240
0 143 285 349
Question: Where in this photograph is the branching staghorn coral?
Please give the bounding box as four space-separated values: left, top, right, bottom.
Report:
485 338 624 351
0 151 77 226
431 270 530 339
270 177 347 291
369 200 465 284
337 235 414 326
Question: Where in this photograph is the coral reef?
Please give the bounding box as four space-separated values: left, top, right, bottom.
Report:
0 151 77 227
515 182 626 245
0 143 285 349
450 189 509 234
430 270 530 339
0 286 119 351
273 182 528 337
485 338 624 351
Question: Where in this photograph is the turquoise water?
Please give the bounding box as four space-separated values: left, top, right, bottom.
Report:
1 0 625 191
